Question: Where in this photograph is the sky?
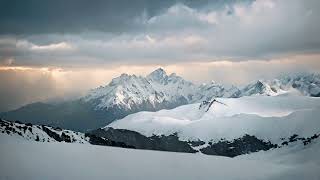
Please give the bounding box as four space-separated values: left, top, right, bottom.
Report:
0 0 320 112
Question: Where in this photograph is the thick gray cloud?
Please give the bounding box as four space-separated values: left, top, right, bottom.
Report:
0 0 242 35
0 0 319 67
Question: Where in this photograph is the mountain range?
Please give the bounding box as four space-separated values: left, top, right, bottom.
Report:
1 68 320 131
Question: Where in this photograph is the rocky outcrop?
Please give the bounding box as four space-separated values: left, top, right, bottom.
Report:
89 128 197 153
84 133 135 149
199 135 277 157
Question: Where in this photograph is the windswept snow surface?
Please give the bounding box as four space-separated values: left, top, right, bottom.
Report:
0 135 319 180
107 95 320 143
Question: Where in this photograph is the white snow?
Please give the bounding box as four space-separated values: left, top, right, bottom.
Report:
107 95 320 143
0 135 319 180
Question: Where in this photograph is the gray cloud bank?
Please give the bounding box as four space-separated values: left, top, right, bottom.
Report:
0 0 247 35
1 0 320 66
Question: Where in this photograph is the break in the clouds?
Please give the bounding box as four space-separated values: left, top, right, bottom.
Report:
1 0 320 66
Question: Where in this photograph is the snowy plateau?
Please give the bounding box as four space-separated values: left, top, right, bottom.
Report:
107 95 320 143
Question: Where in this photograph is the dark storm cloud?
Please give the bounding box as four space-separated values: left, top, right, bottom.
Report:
0 0 242 35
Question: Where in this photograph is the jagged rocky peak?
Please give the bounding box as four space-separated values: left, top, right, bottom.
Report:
224 85 242 98
147 68 168 83
240 79 278 96
82 68 196 111
194 80 229 101
109 73 141 85
168 73 184 83
283 73 320 97
148 67 166 76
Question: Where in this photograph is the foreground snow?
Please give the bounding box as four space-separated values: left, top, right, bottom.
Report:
107 95 320 143
0 135 319 180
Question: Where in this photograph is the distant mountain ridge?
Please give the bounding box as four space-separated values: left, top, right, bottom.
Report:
239 73 320 97
1 68 320 131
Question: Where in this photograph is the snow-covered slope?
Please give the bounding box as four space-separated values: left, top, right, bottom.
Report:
0 134 319 180
0 120 135 149
107 95 320 143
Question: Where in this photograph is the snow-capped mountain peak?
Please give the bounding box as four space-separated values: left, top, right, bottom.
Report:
240 80 278 96
83 68 196 111
146 68 168 83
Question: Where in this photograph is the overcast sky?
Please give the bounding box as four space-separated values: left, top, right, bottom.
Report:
0 0 320 111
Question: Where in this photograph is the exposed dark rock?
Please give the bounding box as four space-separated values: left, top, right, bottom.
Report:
61 132 72 143
289 134 299 142
41 126 62 142
280 133 320 146
28 127 32 133
22 126 28 133
188 140 205 147
311 133 319 140
89 128 197 153
200 135 276 157
149 133 197 153
281 141 288 146
85 133 135 149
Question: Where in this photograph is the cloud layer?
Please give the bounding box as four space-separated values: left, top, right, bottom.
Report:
1 0 320 66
